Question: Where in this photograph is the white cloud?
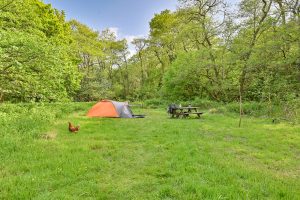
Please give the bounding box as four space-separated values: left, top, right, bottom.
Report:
124 35 144 44
107 27 119 38
127 46 136 57
124 35 145 57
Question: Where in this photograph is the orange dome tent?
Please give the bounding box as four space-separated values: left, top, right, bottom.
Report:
87 100 134 118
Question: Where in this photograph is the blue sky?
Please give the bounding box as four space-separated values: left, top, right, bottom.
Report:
43 0 178 40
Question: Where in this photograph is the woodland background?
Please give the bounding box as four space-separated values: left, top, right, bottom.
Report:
0 0 299 121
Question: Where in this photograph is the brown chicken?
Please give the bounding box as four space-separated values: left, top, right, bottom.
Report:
68 122 80 133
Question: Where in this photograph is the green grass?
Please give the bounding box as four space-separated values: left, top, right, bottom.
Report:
1 105 300 199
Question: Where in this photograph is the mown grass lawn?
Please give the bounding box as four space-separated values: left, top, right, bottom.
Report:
1 107 300 199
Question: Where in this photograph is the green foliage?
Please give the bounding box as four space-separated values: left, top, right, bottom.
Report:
0 30 81 102
0 103 90 138
143 98 168 108
225 102 267 116
0 0 70 40
0 0 81 102
0 105 54 139
188 98 221 109
69 20 130 101
149 0 299 122
162 50 233 101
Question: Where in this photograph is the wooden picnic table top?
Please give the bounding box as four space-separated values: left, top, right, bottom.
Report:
173 107 199 110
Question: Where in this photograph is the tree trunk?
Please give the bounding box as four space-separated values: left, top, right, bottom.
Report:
276 0 286 24
0 92 3 103
123 54 130 98
138 52 144 86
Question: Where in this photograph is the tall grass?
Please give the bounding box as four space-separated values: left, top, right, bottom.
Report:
0 103 92 138
0 103 93 157
143 98 300 124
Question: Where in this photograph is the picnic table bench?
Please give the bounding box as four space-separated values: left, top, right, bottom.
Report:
168 106 203 118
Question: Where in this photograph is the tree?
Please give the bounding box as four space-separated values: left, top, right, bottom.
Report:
0 0 81 102
132 38 148 86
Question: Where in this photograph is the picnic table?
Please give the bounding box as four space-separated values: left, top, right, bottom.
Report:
169 106 203 118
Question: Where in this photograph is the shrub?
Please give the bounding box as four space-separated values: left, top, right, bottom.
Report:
208 107 227 114
189 98 221 109
0 102 90 139
224 100 300 124
144 98 168 108
225 102 267 116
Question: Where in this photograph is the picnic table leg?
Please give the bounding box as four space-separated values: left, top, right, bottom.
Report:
178 110 183 118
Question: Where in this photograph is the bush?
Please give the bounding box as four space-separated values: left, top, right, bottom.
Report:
144 98 168 108
189 98 221 109
0 102 90 139
208 107 227 114
224 101 300 124
225 102 267 116
0 102 93 157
